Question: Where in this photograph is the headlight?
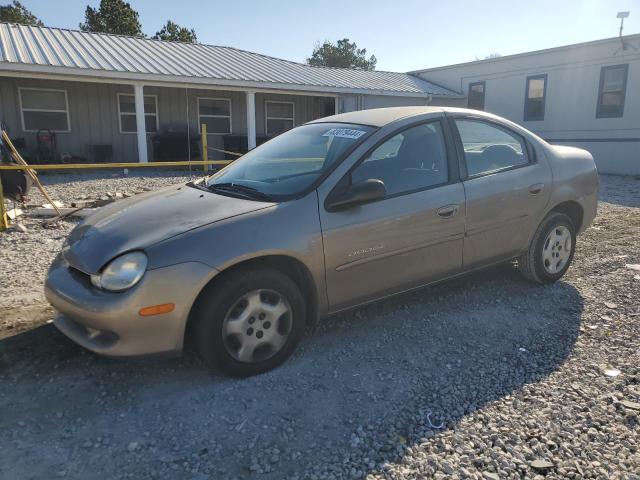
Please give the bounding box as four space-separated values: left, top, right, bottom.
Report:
91 251 148 292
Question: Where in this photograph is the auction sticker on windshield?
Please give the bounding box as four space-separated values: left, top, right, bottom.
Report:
323 128 367 140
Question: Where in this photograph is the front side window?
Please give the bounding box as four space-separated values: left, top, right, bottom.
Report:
207 122 373 199
266 101 295 136
198 98 232 134
597 64 628 118
524 74 547 121
351 122 448 197
468 81 485 110
20 88 70 132
118 94 158 133
455 119 528 177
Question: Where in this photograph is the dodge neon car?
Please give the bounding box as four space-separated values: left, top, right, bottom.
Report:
45 107 598 376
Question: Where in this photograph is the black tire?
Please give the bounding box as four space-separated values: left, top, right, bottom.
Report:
518 212 576 284
191 267 306 376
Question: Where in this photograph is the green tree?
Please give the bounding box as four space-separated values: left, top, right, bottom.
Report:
0 1 43 26
79 0 143 37
307 38 376 70
153 20 197 43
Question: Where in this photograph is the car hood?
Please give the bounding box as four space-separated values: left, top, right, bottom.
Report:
63 183 274 274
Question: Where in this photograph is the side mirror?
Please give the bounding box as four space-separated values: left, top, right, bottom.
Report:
326 178 386 211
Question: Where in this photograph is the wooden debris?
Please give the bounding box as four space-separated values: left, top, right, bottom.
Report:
42 201 65 209
6 207 23 220
31 207 96 218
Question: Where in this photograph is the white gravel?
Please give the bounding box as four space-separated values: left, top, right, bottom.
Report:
0 172 639 480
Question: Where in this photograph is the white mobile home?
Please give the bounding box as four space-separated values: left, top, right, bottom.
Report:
411 34 640 175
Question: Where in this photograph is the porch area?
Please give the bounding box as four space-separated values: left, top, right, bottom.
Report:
0 76 338 164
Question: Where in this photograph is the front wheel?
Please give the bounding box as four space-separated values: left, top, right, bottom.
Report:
518 212 576 284
192 267 306 376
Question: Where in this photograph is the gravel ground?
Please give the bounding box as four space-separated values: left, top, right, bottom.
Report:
0 172 638 480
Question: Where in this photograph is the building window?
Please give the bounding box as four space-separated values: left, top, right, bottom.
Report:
19 88 70 132
198 98 232 134
467 81 485 110
118 93 158 133
596 64 628 118
266 101 295 136
524 74 547 121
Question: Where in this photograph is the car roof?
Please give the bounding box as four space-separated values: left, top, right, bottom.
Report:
308 106 503 128
308 106 443 127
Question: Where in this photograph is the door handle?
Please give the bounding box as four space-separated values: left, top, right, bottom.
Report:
436 204 459 218
528 183 544 195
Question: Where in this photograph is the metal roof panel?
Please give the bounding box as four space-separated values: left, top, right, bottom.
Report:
0 23 460 96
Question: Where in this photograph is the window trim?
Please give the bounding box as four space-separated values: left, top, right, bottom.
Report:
467 81 486 110
326 118 458 208
197 97 232 135
19 87 71 133
523 74 547 122
449 115 533 181
117 93 159 135
596 63 628 119
265 100 295 136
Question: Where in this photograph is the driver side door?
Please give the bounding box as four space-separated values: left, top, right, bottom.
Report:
318 120 466 311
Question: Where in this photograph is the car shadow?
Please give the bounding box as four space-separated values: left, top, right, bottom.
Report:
0 264 583 479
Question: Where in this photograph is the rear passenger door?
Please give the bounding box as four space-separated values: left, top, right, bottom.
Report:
451 117 552 268
319 120 466 310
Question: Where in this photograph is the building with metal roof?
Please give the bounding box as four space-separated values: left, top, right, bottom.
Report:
0 23 458 97
0 23 465 164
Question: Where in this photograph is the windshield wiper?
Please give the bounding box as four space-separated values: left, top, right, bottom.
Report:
208 182 275 201
186 180 210 192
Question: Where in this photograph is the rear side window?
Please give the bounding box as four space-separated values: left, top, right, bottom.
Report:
351 122 448 197
455 119 528 177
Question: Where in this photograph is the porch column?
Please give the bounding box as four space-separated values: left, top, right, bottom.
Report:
134 83 148 163
246 90 256 150
335 95 340 114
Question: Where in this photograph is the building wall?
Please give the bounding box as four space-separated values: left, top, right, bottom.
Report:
0 78 336 162
412 35 640 175
0 77 139 162
339 93 465 112
0 75 463 164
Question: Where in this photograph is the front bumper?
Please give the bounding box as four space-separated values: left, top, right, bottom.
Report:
45 255 216 357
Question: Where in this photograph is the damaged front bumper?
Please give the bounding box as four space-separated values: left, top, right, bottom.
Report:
45 254 216 357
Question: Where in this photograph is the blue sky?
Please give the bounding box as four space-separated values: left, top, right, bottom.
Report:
23 0 640 71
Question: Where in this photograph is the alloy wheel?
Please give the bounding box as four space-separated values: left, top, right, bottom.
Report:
541 225 572 274
221 289 293 363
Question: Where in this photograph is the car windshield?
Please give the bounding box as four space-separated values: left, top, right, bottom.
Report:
206 122 374 199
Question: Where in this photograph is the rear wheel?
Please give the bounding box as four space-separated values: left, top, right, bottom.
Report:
518 212 576 284
192 268 306 376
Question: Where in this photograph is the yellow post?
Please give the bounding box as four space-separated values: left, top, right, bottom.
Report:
201 123 208 173
0 176 8 231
